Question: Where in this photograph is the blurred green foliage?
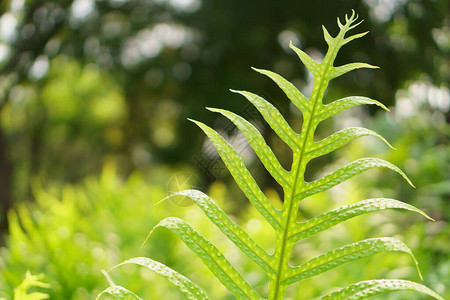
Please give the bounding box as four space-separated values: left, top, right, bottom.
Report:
2 271 50 300
1 56 127 201
1 162 180 299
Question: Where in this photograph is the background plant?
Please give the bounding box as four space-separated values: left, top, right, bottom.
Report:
0 163 194 299
0 0 448 233
98 12 444 300
1 271 49 300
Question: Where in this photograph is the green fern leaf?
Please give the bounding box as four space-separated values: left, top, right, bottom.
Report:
108 258 209 300
97 286 143 300
306 127 394 159
289 42 320 75
167 190 275 274
282 237 421 285
101 10 443 300
317 96 389 122
297 157 415 199
289 198 433 242
329 62 379 79
229 90 300 149
321 279 445 300
148 217 262 299
206 108 289 187
190 119 283 229
251 67 309 113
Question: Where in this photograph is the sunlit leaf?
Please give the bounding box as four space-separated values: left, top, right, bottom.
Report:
149 217 262 299
97 286 143 300
167 190 275 274
111 258 209 300
283 238 421 285
321 279 445 300
289 198 433 242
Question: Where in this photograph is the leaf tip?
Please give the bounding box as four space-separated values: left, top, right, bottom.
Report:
207 107 224 116
288 40 298 51
187 118 203 127
337 17 344 29
421 210 435 222
401 172 416 188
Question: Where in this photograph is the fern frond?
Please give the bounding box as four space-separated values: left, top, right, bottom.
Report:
206 108 290 187
322 26 333 46
297 157 414 199
321 279 445 300
167 190 275 274
329 62 379 79
306 127 394 159
101 11 443 300
98 258 209 299
97 286 143 300
148 217 262 299
251 67 310 114
317 96 389 122
113 258 209 300
282 237 421 285
342 31 369 45
289 42 320 76
190 119 283 230
289 198 433 242
230 90 300 149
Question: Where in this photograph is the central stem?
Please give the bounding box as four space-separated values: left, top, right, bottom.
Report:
268 33 345 298
269 87 323 299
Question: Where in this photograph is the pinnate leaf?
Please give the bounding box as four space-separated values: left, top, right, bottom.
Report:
317 96 388 122
97 286 143 300
148 217 262 299
252 67 310 114
207 108 290 188
289 198 433 242
297 157 414 199
330 62 378 79
321 279 445 300
167 190 275 274
283 237 421 285
306 127 393 159
343 31 369 45
110 258 209 300
322 26 333 45
230 90 299 149
289 42 319 75
190 119 283 230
